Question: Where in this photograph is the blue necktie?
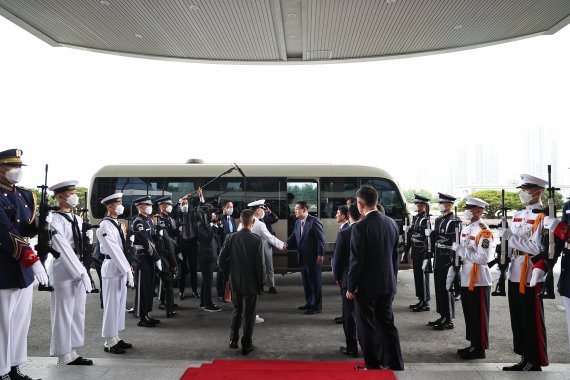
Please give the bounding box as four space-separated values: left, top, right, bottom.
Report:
228 217 233 232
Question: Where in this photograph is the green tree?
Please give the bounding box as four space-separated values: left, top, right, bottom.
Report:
457 190 524 218
540 190 565 211
403 189 435 203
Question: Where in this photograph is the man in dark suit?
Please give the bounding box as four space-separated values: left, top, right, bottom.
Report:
286 201 326 314
333 204 361 357
218 209 264 356
347 186 404 371
217 200 237 303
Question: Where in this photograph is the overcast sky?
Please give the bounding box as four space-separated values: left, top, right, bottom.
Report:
1 15 569 193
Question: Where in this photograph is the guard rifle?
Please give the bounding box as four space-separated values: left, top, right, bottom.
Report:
488 189 509 296
448 206 462 296
35 164 59 291
538 164 560 299
79 191 99 292
425 204 433 273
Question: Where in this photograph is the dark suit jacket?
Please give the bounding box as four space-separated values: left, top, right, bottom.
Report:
286 215 326 266
332 224 352 288
221 215 237 238
348 210 399 298
218 229 264 294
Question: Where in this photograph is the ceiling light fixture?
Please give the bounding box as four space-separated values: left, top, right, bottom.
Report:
289 34 296 39
454 25 463 30
287 13 296 18
190 5 199 10
135 34 143 38
100 0 110 5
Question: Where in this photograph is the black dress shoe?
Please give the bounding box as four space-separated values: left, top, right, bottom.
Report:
158 303 166 310
298 304 311 310
67 357 93 365
242 345 255 356
433 321 454 330
409 301 422 309
412 302 430 312
229 340 238 349
137 319 156 328
334 316 343 324
104 343 126 354
427 317 443 326
268 287 277 294
503 360 541 371
179 292 185 300
191 291 200 298
146 316 161 324
90 288 100 293
117 340 133 349
166 311 176 318
304 309 321 315
459 347 485 359
354 365 368 370
339 346 358 357
457 346 472 355
9 366 40 380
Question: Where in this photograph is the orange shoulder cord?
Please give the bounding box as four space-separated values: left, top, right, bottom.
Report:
518 213 545 294
468 230 493 291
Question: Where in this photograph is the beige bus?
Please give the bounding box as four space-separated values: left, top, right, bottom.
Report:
88 163 407 273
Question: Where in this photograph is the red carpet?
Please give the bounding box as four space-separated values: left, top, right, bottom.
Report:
181 360 396 379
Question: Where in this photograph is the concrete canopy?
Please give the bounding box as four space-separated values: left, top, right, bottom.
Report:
1 0 570 64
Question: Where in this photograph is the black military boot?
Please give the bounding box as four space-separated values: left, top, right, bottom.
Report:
9 366 40 380
1 372 11 380
459 347 485 359
433 319 454 330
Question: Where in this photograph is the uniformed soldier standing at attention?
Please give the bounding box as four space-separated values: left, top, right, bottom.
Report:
155 196 178 316
403 194 431 312
132 196 163 327
501 174 549 371
97 192 133 354
0 149 45 380
426 193 460 330
449 197 493 359
544 200 570 352
47 180 93 366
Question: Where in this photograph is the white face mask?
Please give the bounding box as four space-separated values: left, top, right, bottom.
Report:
166 205 173 213
519 190 534 204
226 208 234 216
438 204 447 213
114 204 124 216
412 204 419 213
4 168 23 184
463 209 474 220
66 194 79 208
144 206 152 215
180 205 189 213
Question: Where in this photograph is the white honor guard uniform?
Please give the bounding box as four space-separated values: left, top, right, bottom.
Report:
502 174 549 370
47 180 92 365
96 193 133 354
449 197 493 359
246 200 284 289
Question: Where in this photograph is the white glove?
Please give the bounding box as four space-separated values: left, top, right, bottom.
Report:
446 267 456 291
529 268 546 287
129 235 135 243
543 216 560 231
402 226 410 233
81 273 92 293
179 226 183 232
127 271 134 288
424 228 432 236
31 261 49 286
451 242 458 251
156 260 163 272
159 229 164 236
456 245 466 258
422 259 428 270
177 253 183 261
45 211 53 224
86 229 93 243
